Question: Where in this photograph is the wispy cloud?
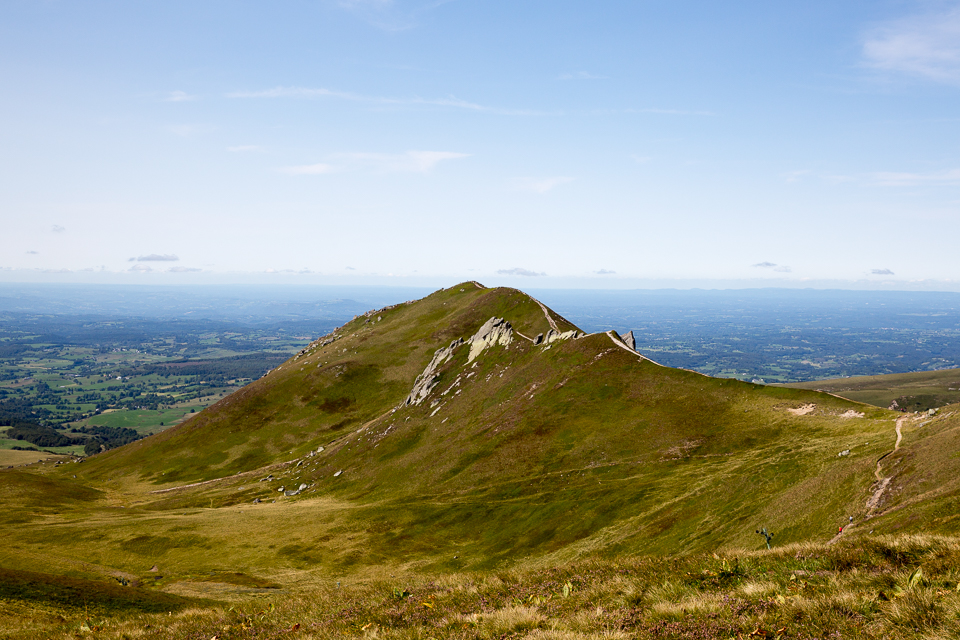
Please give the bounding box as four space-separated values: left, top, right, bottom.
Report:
281 151 468 175
167 266 201 273
129 254 179 262
226 85 543 115
782 170 811 183
595 269 616 275
227 145 261 153
25 250 38 255
871 268 895 275
863 6 960 84
870 168 960 186
559 71 608 80
279 163 336 175
515 176 575 193
51 224 65 233
165 90 197 102
129 264 152 272
752 261 792 273
497 267 546 277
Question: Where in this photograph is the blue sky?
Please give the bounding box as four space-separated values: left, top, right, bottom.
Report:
3 0 960 289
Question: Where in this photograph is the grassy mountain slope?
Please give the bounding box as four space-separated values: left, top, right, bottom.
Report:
2 282 960 629
782 368 960 411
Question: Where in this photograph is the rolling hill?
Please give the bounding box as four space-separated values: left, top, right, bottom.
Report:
3 282 960 638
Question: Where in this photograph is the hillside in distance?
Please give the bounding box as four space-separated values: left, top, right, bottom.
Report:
3 282 960 599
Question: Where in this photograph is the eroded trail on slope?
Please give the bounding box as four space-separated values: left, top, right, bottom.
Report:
534 299 559 332
829 415 907 544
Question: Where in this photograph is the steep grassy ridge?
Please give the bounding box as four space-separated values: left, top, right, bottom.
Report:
3 282 960 633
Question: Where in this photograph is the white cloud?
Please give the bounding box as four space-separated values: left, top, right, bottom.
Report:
165 90 197 102
870 168 960 186
863 6 960 83
783 170 811 183
279 163 336 175
167 266 201 273
51 224 65 233
871 268 895 275
595 269 616 275
281 151 468 175
131 254 179 262
497 267 546 277
227 145 261 153
515 176 575 193
26 250 39 254
129 264 152 272
226 85 542 115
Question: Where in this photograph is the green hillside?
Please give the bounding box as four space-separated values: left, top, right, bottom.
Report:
3 282 960 638
781 367 960 412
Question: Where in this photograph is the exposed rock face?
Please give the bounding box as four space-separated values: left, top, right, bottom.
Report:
405 338 465 406
622 330 636 351
467 317 514 363
533 333 544 345
545 329 578 344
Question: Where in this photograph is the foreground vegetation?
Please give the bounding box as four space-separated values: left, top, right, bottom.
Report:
3 535 960 639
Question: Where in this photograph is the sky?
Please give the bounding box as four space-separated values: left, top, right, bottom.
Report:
2 0 960 290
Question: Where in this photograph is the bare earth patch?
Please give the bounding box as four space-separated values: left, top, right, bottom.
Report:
787 404 816 416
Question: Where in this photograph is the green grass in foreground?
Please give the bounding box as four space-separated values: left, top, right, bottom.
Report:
3 535 960 639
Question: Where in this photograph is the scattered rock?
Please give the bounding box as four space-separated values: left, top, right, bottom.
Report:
252 498 260 504
334 470 343 477
298 483 308 491
277 486 285 492
284 489 299 496
533 333 544 346
928 408 938 416
839 410 865 419
149 565 159 572
838 450 850 457
317 446 324 453
621 330 636 351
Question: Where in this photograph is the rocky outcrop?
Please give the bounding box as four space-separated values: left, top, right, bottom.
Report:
622 330 636 351
467 317 514 363
545 329 578 344
405 338 465 406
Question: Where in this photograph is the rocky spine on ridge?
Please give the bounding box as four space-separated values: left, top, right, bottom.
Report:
467 317 514 362
405 317 515 407
405 338 465 406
